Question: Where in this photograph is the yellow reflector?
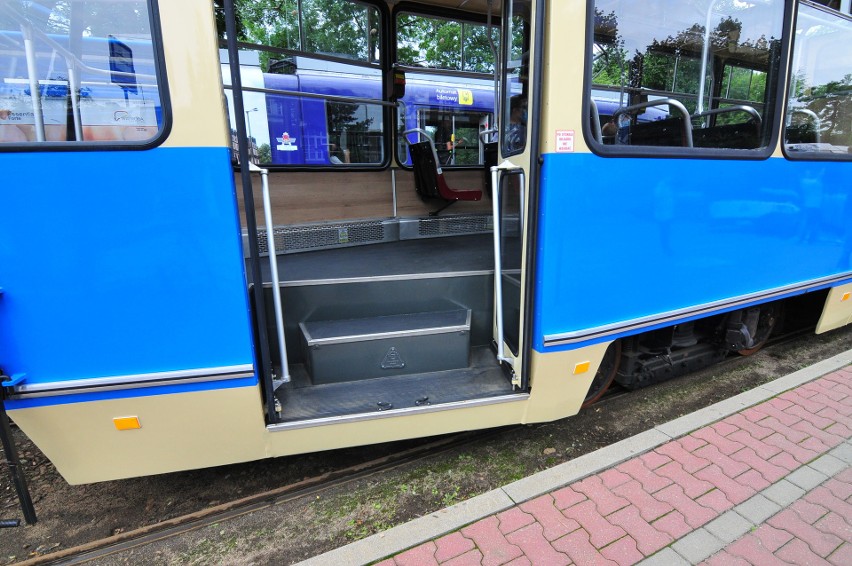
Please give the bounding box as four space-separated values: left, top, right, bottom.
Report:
842 292 850 302
113 416 141 431
573 361 591 375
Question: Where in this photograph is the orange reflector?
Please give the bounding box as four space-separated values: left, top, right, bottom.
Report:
842 292 850 302
113 416 141 431
573 361 591 375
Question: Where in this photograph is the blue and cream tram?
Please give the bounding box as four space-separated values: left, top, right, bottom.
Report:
0 0 850 484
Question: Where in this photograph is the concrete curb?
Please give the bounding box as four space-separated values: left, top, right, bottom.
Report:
297 348 852 566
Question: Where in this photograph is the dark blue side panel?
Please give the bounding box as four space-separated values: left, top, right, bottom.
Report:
533 152 852 351
0 147 255 388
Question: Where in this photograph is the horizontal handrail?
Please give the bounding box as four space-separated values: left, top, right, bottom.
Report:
479 128 498 144
402 128 434 144
787 108 822 143
227 84 396 108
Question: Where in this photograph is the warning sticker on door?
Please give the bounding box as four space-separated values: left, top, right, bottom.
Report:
556 130 575 153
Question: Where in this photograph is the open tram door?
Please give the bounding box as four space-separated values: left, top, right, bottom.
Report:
490 0 538 391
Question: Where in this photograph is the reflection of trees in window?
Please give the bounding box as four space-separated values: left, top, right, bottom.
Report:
593 8 777 117
790 71 852 147
14 1 151 36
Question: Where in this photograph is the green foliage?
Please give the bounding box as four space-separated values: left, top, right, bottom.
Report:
257 143 271 163
397 13 496 73
18 1 150 36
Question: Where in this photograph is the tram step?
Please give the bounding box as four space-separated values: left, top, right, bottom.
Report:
300 309 471 384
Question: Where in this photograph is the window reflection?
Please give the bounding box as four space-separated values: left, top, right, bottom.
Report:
0 0 162 144
589 0 784 151
784 4 852 158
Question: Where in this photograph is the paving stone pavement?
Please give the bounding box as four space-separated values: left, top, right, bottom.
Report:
301 354 852 566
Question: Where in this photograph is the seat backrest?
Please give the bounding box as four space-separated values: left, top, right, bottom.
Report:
629 117 687 147
693 121 760 149
408 141 442 199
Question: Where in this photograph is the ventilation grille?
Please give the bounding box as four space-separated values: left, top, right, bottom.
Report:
257 220 389 255
416 215 493 237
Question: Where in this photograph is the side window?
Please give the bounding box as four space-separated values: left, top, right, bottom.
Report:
223 0 385 167
396 13 495 73
587 0 784 153
395 11 499 168
784 3 851 159
500 0 530 157
810 1 852 15
0 1 163 145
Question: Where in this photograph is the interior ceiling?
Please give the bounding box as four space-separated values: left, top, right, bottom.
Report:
394 0 503 15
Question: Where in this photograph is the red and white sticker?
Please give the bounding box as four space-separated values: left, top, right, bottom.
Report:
555 130 575 153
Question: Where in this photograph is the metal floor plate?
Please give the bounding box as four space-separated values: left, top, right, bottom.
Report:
275 347 515 422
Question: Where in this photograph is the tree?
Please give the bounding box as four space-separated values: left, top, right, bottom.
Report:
257 142 271 163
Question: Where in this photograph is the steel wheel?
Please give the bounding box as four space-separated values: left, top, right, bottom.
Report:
738 305 781 356
582 340 622 408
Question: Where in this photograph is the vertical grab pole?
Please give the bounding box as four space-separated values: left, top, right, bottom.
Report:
66 64 83 141
21 23 45 142
491 165 508 363
224 0 278 422
252 164 290 383
0 379 37 526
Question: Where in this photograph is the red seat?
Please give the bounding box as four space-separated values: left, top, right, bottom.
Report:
407 140 482 215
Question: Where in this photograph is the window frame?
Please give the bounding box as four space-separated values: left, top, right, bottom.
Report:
223 0 392 171
392 2 501 170
581 0 794 160
0 0 171 153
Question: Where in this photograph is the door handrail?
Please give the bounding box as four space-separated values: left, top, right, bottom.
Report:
490 161 524 365
249 163 290 384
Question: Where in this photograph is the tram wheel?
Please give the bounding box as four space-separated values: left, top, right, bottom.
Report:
581 340 622 408
738 305 781 356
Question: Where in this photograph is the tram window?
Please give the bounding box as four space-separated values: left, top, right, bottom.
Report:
501 0 530 157
0 1 163 145
810 0 852 14
783 3 852 160
397 101 495 167
587 0 785 153
231 0 381 64
222 1 385 167
396 12 497 74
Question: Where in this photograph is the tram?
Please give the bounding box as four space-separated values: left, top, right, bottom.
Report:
0 0 850 485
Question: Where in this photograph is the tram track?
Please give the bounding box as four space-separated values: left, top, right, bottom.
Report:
19 429 508 565
13 324 838 565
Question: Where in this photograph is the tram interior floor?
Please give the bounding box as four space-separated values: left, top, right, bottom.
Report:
252 231 520 422
275 347 515 422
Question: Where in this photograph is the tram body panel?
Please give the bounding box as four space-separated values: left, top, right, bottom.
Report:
533 152 852 351
158 0 231 150
817 283 852 334
6 343 606 483
0 148 255 386
7 384 265 485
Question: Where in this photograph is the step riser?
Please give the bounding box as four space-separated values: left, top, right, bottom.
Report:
303 331 471 384
301 310 472 384
261 274 494 366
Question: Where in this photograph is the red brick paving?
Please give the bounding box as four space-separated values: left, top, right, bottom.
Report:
381 369 852 565
708 470 852 565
